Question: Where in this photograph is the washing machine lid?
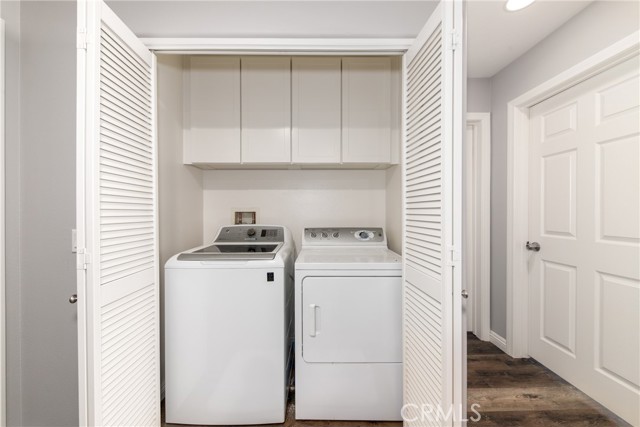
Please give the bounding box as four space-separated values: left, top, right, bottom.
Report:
177 243 283 261
295 248 402 271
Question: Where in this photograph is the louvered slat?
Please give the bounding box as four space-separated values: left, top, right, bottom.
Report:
404 17 447 427
405 23 443 279
100 283 157 426
404 283 444 426
95 14 158 427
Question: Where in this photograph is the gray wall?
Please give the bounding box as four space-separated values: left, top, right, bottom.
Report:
488 0 640 338
467 78 491 112
3 1 79 425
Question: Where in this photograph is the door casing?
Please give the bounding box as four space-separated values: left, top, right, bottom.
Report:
0 16 6 427
506 31 640 358
465 113 491 341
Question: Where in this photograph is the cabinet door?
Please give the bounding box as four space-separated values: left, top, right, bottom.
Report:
292 58 341 163
241 57 291 163
342 57 392 163
184 56 240 164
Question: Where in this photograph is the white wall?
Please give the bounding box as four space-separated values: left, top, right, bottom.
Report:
157 55 204 385
203 170 388 252
488 0 640 338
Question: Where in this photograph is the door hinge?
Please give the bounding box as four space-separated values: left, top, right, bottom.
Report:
446 245 462 267
449 31 460 51
76 249 91 271
77 28 87 50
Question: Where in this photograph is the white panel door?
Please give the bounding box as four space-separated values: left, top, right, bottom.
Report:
184 56 240 164
402 1 465 426
241 56 291 164
342 57 392 163
292 57 341 164
528 54 640 426
76 1 160 425
302 276 402 363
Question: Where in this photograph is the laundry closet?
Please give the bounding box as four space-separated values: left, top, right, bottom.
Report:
155 53 405 424
155 54 405 261
75 1 464 424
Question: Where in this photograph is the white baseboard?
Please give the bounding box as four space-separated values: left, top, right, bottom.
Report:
489 331 508 353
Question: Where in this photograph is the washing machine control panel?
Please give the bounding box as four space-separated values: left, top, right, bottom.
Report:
215 225 284 242
303 227 385 246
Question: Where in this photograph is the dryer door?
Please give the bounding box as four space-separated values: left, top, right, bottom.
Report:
302 276 402 363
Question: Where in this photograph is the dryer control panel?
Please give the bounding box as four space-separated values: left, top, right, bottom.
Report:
302 227 386 246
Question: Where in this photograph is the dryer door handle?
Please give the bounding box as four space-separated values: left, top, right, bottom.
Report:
309 304 319 337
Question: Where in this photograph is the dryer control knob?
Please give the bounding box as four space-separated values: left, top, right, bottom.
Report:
333 232 340 238
310 232 317 238
247 228 256 237
321 232 328 238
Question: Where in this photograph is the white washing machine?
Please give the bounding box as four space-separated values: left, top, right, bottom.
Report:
295 227 403 421
164 225 294 425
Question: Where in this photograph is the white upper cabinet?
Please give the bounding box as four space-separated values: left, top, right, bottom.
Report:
184 56 241 164
342 57 392 164
182 55 398 168
241 57 292 163
292 57 342 164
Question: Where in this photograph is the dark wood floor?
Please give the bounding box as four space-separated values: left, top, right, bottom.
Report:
163 333 628 426
465 333 628 426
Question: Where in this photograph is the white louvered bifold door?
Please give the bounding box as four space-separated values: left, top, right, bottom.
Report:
402 1 465 426
76 1 160 425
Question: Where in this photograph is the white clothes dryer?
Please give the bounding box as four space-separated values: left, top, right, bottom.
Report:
164 225 294 425
295 227 402 421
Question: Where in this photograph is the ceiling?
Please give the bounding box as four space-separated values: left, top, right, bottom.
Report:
108 0 592 79
466 0 591 78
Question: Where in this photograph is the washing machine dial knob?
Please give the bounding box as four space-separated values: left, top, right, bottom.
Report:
359 231 368 239
310 232 317 238
247 228 256 237
333 232 340 238
321 232 328 238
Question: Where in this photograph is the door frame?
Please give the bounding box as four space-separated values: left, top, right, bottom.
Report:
506 31 639 358
141 38 412 55
465 113 491 341
0 16 6 427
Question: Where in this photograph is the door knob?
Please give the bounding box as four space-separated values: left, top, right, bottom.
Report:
461 290 469 299
69 294 78 304
526 241 541 252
